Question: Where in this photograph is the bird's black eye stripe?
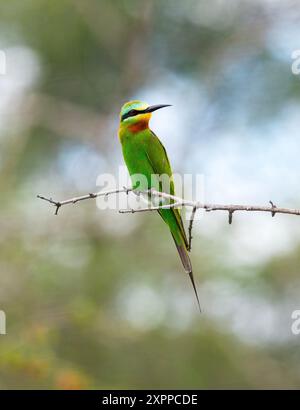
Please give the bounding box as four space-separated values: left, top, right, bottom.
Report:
122 109 146 121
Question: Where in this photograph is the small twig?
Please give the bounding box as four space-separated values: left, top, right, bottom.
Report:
36 195 62 215
37 188 132 215
188 206 197 251
228 210 234 225
119 201 182 214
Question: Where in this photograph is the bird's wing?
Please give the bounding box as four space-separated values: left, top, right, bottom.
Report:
145 131 189 249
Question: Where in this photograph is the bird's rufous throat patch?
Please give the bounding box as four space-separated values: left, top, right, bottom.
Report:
128 114 151 133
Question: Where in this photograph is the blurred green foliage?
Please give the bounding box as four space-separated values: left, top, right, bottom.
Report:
0 0 300 389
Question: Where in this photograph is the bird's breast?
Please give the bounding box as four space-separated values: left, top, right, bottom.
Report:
127 120 149 133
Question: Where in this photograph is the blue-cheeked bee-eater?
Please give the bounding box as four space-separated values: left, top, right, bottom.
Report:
118 101 200 311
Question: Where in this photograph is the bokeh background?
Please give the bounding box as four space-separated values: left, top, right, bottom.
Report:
1 0 300 389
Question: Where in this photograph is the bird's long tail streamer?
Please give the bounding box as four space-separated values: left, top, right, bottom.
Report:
172 236 201 313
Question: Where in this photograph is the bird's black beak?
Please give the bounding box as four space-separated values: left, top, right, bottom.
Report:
145 104 172 113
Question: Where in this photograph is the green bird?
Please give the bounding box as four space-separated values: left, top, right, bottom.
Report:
118 100 200 310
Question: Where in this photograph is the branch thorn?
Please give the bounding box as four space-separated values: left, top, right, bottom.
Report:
269 200 277 217
54 203 61 215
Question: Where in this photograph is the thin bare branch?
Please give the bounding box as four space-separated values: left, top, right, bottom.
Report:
37 188 300 217
37 188 132 215
37 187 300 247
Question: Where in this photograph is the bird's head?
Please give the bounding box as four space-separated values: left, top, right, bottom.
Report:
119 100 171 132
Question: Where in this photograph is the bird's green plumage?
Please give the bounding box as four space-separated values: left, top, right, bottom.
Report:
118 100 200 310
